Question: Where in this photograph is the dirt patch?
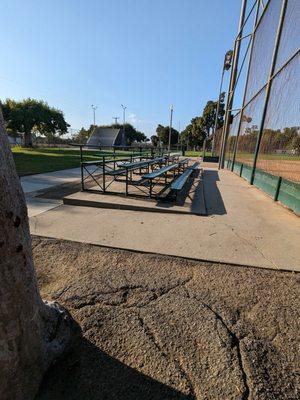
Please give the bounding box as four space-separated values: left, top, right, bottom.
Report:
33 237 300 400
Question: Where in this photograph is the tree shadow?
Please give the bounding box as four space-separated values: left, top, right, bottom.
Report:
203 170 227 216
36 337 194 400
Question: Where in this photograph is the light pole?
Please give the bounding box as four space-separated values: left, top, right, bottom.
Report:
121 104 127 146
168 105 173 154
113 117 119 125
91 104 97 127
212 50 233 156
219 0 247 169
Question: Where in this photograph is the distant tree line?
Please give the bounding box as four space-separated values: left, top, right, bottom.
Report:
226 126 300 157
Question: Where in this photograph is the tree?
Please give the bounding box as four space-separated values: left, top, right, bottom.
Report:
72 126 93 144
151 135 159 147
156 124 179 146
2 98 69 147
180 118 206 149
180 93 226 151
0 106 79 400
202 93 225 137
121 123 147 145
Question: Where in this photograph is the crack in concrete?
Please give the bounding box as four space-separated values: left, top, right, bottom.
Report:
225 223 279 270
137 314 196 399
68 277 193 310
189 292 250 400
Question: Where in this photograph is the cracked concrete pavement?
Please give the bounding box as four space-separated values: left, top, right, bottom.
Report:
34 237 299 400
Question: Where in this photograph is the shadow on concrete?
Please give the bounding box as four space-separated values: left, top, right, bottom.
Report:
155 170 206 215
36 337 194 400
203 170 227 216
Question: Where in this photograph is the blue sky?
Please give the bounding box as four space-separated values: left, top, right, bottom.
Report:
1 0 241 137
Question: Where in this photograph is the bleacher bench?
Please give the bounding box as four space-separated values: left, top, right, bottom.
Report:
170 162 199 197
142 163 179 197
142 163 178 180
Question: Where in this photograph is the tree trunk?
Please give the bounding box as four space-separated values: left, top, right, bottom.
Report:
23 130 33 147
0 108 79 400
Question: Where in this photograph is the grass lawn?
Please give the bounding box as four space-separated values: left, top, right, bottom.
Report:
185 151 212 157
12 147 101 176
12 146 202 176
234 152 300 161
12 147 157 176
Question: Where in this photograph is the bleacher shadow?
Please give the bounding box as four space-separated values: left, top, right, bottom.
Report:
203 170 226 216
36 337 194 400
155 170 205 215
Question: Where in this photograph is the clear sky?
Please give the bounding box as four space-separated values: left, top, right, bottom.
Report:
1 0 241 137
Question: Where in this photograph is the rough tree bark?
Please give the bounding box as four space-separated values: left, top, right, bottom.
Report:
0 107 79 400
24 130 33 147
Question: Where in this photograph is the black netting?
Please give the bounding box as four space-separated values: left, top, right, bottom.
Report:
235 89 266 166
245 0 281 103
257 54 300 182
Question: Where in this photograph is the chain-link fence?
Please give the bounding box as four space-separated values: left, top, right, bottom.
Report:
224 0 300 184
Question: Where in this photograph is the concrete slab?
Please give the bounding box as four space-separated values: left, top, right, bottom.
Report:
33 237 299 399
29 168 300 271
21 167 81 194
26 197 62 217
62 174 206 216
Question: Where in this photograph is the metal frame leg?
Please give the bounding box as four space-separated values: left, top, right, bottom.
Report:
102 156 106 193
125 169 129 196
81 163 85 191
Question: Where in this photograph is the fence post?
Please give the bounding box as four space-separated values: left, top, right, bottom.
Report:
250 0 288 185
240 163 243 177
274 176 282 201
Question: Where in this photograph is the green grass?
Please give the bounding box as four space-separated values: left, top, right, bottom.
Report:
234 152 300 161
12 147 101 176
185 151 212 157
12 147 161 176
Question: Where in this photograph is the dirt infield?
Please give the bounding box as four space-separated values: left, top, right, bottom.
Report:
33 237 300 399
256 159 300 182
234 156 300 182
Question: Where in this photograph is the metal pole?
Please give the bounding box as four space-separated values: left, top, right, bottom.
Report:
212 68 225 156
219 0 248 169
250 0 288 185
121 104 126 146
168 105 173 153
91 105 97 126
231 0 260 172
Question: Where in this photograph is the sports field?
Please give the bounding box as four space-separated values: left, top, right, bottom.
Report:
234 153 300 182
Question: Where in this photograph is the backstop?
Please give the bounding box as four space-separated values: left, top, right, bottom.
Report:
219 0 299 214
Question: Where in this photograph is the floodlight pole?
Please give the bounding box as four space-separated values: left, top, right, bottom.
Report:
113 117 119 125
91 104 97 126
212 67 225 156
168 105 173 154
121 104 127 146
219 0 247 169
